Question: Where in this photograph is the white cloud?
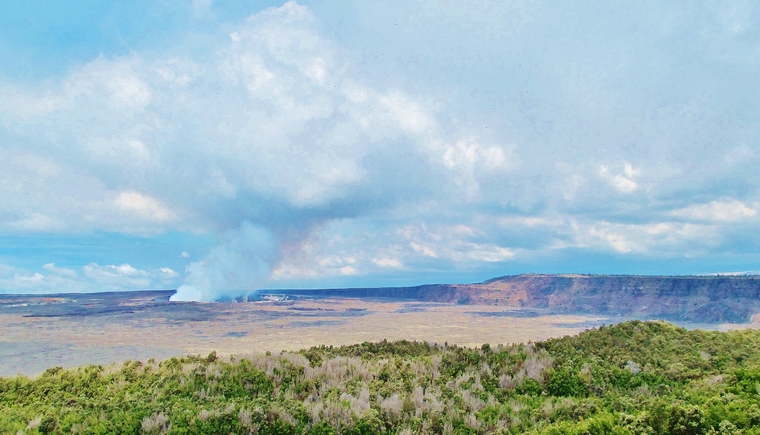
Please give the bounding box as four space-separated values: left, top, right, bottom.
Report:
1 2 528 291
0 264 16 277
566 220 718 255
339 266 357 275
458 243 516 262
587 224 637 253
2 1 760 290
599 163 640 194
83 263 151 288
159 267 178 278
442 138 512 171
439 137 518 199
8 213 63 232
372 258 403 268
43 263 78 278
410 242 439 258
0 2 510 239
114 191 174 222
107 73 151 109
670 200 757 223
378 90 435 134
158 267 179 284
0 263 178 294
271 218 518 283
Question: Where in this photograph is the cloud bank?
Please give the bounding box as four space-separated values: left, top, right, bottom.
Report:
0 262 177 294
1 1 759 298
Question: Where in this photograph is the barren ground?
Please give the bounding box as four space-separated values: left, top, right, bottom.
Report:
2 290 756 378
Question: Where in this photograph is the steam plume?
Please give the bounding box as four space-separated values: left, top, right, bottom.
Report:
170 222 279 302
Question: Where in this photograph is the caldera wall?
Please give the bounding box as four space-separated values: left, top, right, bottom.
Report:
265 275 760 323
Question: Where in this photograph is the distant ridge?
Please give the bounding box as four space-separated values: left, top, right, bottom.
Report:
262 274 760 324
5 275 760 324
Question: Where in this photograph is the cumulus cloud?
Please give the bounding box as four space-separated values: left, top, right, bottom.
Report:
0 263 178 294
114 191 174 222
373 258 403 268
83 263 151 288
2 1 760 294
0 2 515 230
1 2 521 298
599 163 640 194
269 219 518 284
670 200 758 223
43 263 78 278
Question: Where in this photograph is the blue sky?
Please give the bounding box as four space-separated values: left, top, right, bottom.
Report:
1 1 759 300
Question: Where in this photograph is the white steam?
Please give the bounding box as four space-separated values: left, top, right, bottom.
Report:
170 222 279 302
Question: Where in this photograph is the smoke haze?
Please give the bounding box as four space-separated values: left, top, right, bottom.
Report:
171 222 278 301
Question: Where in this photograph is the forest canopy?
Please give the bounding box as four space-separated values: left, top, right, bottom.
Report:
2 321 760 434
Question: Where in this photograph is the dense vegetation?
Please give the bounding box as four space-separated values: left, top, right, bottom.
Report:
2 321 760 434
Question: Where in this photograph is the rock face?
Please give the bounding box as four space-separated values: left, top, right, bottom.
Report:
477 274 760 323
267 274 760 324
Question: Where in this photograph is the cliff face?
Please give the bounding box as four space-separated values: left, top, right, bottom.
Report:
473 275 760 323
267 275 760 324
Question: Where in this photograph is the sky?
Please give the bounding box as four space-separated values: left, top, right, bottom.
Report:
1 0 759 300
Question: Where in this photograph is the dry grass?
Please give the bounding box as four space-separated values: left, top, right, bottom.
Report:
2 297 620 376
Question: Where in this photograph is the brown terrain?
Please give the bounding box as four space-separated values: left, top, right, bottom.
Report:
265 274 760 323
0 289 604 377
2 274 760 377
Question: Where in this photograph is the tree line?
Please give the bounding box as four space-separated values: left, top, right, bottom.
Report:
1 320 759 434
